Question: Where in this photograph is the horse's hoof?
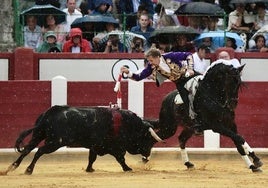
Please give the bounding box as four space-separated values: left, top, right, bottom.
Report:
254 160 263 168
250 165 262 173
24 168 33 175
185 161 195 169
252 168 262 173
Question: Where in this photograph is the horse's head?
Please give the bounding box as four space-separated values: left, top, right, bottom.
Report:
202 63 245 111
224 64 244 110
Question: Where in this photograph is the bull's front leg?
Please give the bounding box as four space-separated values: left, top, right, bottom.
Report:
86 149 97 172
111 151 132 171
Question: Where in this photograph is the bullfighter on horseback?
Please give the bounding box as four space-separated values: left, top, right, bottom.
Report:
120 48 203 135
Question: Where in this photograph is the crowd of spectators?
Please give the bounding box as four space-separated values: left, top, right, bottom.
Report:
22 0 268 53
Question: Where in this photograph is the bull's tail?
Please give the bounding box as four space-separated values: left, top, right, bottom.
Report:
15 127 36 153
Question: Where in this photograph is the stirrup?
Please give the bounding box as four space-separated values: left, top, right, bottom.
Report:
174 93 184 105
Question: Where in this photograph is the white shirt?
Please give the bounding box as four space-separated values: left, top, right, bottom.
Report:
192 52 210 74
132 0 140 13
159 57 171 73
63 8 82 32
71 46 81 53
24 25 42 50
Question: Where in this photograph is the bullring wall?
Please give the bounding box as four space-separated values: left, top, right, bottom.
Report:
0 48 267 149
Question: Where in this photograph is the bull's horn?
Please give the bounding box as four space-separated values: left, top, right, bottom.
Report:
148 127 164 142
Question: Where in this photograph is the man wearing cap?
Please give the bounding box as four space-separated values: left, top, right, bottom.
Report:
120 48 203 135
37 31 62 53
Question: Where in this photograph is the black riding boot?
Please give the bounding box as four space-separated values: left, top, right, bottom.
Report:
192 119 203 136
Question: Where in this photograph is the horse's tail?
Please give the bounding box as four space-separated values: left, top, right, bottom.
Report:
15 127 36 153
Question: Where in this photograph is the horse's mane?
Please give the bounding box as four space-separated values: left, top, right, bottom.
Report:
202 63 233 81
195 62 245 115
201 62 245 90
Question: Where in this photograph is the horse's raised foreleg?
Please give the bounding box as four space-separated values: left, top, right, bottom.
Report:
242 142 263 168
214 126 262 173
178 128 194 169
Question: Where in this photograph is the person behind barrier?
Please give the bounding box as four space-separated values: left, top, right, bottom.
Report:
192 44 210 75
23 15 42 51
120 48 203 135
62 27 92 53
63 0 83 33
37 31 62 53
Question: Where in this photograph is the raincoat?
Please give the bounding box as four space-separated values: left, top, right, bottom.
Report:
62 28 91 52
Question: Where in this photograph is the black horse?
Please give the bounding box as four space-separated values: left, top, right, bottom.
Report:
149 62 263 172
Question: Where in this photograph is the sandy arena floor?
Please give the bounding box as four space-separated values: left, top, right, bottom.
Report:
0 150 267 188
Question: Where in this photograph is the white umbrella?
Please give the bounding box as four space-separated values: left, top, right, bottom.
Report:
99 30 147 52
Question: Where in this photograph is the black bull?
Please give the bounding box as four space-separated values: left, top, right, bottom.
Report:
2 106 163 175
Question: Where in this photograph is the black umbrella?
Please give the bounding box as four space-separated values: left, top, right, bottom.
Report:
20 4 66 27
175 2 225 16
230 0 268 4
71 15 119 32
148 25 200 44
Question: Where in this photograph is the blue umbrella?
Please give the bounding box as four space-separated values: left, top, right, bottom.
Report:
194 31 244 48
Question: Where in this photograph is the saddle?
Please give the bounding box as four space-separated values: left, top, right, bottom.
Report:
174 75 203 119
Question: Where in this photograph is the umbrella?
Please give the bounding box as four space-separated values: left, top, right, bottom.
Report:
249 25 268 46
20 4 66 27
71 15 119 32
230 0 268 4
172 0 192 2
148 25 200 44
99 30 147 51
194 31 244 48
175 2 225 16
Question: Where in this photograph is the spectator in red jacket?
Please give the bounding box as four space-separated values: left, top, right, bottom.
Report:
62 28 91 53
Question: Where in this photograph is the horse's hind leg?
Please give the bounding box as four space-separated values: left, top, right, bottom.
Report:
178 128 194 169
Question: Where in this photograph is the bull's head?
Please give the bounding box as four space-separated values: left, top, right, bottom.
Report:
138 121 164 161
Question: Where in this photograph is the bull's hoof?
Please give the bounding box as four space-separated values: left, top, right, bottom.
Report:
123 167 132 171
253 160 263 168
24 168 33 175
250 165 262 173
185 161 195 169
86 168 95 173
142 156 149 163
